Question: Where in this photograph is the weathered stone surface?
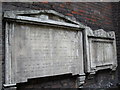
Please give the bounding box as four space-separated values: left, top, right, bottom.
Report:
2 2 119 89
84 27 117 74
4 10 84 28
4 10 85 86
4 87 17 90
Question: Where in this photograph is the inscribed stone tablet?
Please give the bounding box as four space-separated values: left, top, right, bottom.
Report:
8 23 83 84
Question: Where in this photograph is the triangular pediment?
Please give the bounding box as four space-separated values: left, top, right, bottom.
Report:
18 10 76 24
4 10 85 28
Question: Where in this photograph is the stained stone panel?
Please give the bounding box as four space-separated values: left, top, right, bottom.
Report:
84 27 117 74
4 10 85 86
90 39 115 68
5 22 84 84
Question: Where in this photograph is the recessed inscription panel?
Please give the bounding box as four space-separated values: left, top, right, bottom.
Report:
85 28 117 74
84 27 117 74
90 39 114 68
9 23 83 84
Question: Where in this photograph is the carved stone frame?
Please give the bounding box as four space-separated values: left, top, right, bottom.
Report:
84 27 117 74
4 10 85 87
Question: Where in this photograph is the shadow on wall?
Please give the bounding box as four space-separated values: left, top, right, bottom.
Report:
83 69 118 88
111 2 120 86
17 74 79 89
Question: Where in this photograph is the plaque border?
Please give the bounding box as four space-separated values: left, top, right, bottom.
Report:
4 10 85 86
84 27 117 74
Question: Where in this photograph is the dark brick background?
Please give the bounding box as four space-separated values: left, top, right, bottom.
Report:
1 2 120 88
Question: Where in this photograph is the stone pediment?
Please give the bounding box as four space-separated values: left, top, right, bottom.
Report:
4 10 85 28
85 27 115 39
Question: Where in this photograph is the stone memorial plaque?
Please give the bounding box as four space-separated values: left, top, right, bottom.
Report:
4 10 85 85
90 39 115 68
84 27 117 74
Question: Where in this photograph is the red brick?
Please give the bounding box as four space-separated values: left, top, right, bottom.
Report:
41 1 48 4
66 13 73 16
60 4 64 8
79 10 86 13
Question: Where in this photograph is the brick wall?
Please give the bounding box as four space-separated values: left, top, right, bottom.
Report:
1 2 119 88
2 2 116 31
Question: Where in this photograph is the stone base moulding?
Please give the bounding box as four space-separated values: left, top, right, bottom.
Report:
3 84 16 90
77 76 86 88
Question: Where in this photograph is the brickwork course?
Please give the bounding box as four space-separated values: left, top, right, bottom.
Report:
0 2 120 89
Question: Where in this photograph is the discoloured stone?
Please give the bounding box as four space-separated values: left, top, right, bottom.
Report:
84 27 117 74
4 10 85 86
4 10 85 28
5 22 84 85
4 87 17 90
